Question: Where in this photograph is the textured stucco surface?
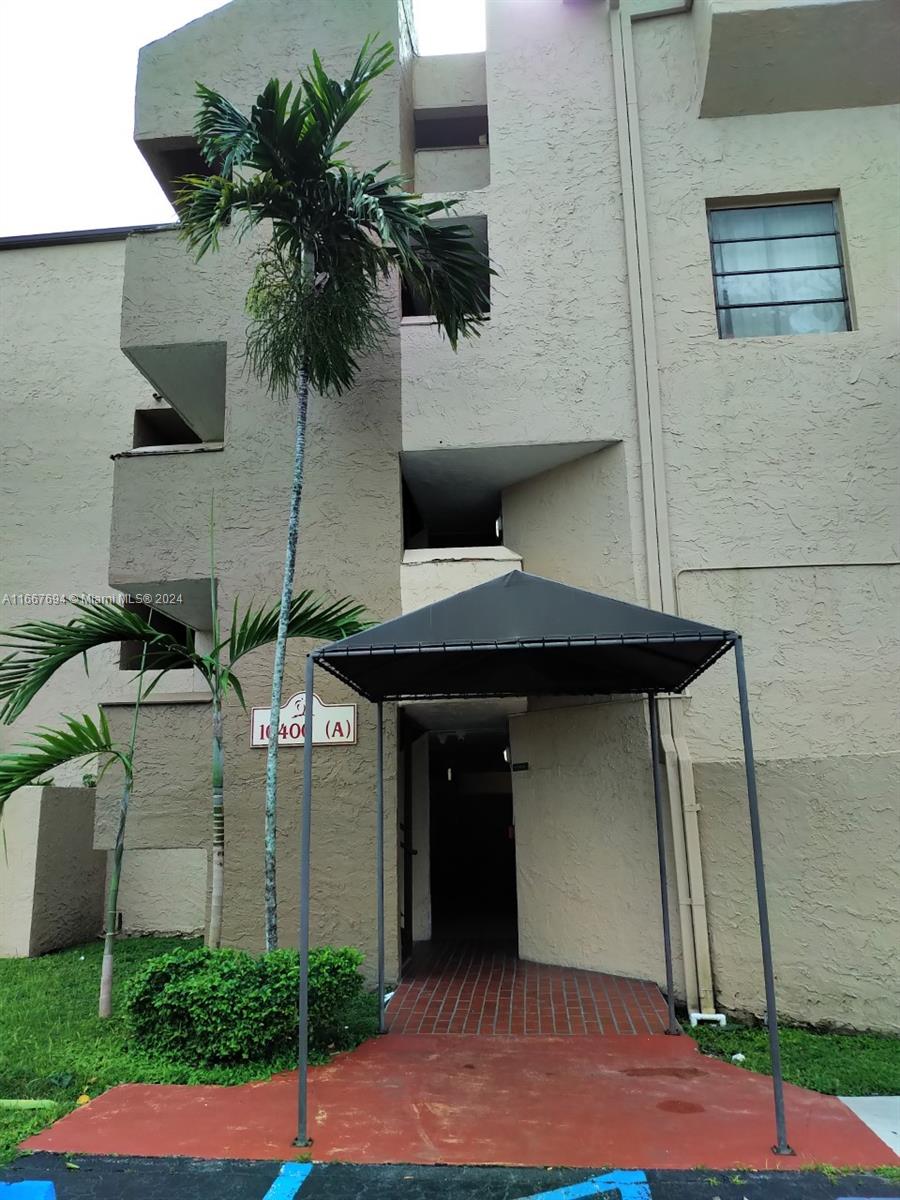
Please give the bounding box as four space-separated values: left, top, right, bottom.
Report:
414 147 489 193
696 754 900 1032
631 10 900 1026
95 700 211 853
115 0 406 979
677 565 900 762
502 444 637 600
695 0 900 118
414 52 486 110
110 445 225 597
510 702 685 995
0 240 199 780
0 787 104 958
635 17 899 573
402 1 636 456
0 788 40 956
114 849 208 935
30 788 106 956
400 547 521 613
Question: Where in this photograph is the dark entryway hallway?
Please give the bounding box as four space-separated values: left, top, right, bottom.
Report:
428 729 517 945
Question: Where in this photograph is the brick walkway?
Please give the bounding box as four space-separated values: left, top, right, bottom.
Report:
386 941 669 1035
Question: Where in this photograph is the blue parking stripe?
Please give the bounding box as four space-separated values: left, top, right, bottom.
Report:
261 1162 313 1199
519 1169 652 1199
0 1184 57 1198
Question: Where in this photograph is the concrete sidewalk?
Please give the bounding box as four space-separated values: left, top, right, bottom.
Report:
21 1034 899 1170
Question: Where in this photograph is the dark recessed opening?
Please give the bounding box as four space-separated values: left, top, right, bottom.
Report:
132 407 202 449
402 478 500 551
429 729 517 945
119 603 195 672
414 106 489 150
402 215 490 319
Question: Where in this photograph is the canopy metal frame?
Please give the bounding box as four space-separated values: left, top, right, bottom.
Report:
293 622 793 1157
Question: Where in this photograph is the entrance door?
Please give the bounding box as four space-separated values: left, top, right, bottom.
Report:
429 730 517 946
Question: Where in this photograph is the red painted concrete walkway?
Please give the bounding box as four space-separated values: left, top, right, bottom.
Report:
389 943 669 1035
24 1034 897 1169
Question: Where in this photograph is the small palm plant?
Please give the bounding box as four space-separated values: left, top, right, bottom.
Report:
0 706 140 1017
177 37 492 948
0 591 367 947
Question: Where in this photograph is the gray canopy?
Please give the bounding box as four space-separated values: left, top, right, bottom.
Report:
316 570 734 701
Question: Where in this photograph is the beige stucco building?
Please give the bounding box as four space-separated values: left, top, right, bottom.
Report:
1 0 898 1033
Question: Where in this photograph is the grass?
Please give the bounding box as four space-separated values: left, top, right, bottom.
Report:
689 1022 900 1096
0 935 375 1164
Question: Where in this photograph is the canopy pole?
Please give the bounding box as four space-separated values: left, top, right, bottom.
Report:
734 637 793 1157
375 701 386 1033
294 651 315 1147
647 693 678 1035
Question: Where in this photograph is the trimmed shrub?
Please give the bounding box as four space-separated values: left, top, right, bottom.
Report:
123 945 374 1066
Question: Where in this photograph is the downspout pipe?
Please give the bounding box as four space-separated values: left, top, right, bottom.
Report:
609 0 719 1019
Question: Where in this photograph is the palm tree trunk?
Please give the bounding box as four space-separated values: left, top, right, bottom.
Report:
208 691 225 947
264 361 311 951
99 765 132 1018
98 649 146 1018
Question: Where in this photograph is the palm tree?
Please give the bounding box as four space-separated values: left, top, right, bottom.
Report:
0 592 366 947
0 708 138 1017
177 37 492 948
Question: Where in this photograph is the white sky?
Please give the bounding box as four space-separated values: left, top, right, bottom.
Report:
0 0 486 238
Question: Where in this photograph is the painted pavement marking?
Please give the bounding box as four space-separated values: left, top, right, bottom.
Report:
0 1184 56 1198
520 1169 652 1200
261 1162 313 1198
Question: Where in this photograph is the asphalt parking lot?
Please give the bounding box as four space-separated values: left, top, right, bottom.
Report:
2 1157 899 1199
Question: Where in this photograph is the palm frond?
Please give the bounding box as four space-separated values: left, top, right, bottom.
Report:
228 592 369 665
194 84 256 175
0 712 130 809
0 602 201 724
300 37 394 158
245 243 390 396
178 38 493 391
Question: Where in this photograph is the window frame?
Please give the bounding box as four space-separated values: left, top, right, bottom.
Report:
706 197 852 340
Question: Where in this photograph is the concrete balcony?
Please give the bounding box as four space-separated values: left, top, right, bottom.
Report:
694 0 900 117
414 53 486 111
401 547 522 614
109 445 223 630
121 227 239 442
415 146 490 193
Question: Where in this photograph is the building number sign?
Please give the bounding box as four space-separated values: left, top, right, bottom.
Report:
250 692 357 748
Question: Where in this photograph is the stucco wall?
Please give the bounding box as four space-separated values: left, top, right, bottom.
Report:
510 702 685 995
695 0 900 118
414 52 486 110
0 789 40 956
631 12 900 1027
696 754 900 1033
116 0 407 979
0 787 104 957
502 443 637 600
401 1 636 456
0 239 200 779
114 848 208 935
30 788 106 955
95 699 210 935
414 147 489 193
400 547 521 613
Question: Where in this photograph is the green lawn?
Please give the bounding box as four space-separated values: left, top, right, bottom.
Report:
0 936 296 1163
689 1023 900 1096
